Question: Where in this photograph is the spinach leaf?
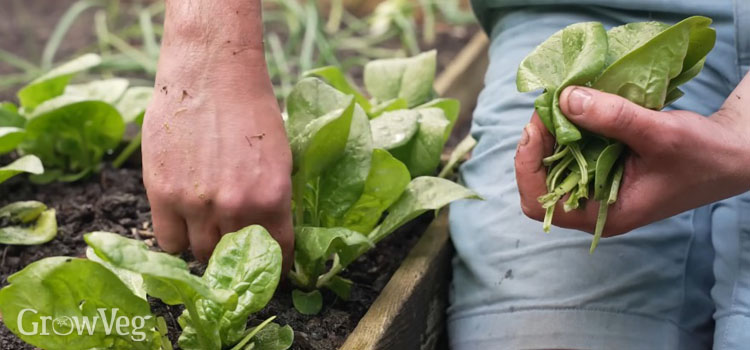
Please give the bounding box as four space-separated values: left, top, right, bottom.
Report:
63 78 129 104
0 102 25 127
115 86 153 124
286 77 351 141
516 22 608 144
370 176 480 243
20 101 125 182
0 257 156 350
318 106 373 226
390 108 451 177
304 66 372 113
0 201 57 245
17 53 101 110
593 16 715 109
85 232 237 350
417 98 460 140
291 289 324 315
370 109 420 150
248 322 294 350
181 225 282 347
339 148 411 233
0 155 44 184
364 50 437 108
0 126 25 154
85 247 147 300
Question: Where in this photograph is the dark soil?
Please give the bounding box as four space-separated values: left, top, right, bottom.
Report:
0 161 429 350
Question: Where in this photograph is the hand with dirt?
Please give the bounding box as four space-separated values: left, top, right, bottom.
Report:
515 75 750 237
142 0 293 267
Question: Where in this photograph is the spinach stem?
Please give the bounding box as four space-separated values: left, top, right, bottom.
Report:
590 200 609 253
543 146 570 166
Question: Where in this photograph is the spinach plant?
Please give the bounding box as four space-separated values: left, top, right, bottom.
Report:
1 53 151 183
0 226 293 350
287 50 479 314
516 16 715 251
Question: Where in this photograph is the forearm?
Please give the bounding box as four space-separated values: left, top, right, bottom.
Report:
158 0 273 99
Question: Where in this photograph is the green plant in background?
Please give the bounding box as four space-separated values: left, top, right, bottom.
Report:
287 50 479 315
0 226 293 350
516 16 716 252
0 53 151 183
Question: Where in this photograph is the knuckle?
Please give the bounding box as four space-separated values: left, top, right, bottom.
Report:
251 177 292 213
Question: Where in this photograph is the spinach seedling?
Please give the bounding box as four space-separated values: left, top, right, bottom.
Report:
0 226 293 350
287 51 479 314
516 16 715 251
2 53 151 183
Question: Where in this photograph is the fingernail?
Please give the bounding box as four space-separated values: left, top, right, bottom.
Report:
519 124 531 146
567 87 592 116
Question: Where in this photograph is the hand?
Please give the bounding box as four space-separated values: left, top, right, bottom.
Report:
515 84 750 237
142 0 293 267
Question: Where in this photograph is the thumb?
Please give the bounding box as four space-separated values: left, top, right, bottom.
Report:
559 86 671 151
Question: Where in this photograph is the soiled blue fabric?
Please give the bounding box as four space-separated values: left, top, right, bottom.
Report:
449 3 750 349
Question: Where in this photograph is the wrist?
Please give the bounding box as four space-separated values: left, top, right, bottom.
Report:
158 0 269 87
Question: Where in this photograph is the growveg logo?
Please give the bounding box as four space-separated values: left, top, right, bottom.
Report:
17 308 152 341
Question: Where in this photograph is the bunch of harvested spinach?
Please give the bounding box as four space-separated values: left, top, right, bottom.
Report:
516 16 716 252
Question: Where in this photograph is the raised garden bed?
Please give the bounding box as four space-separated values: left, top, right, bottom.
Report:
0 3 488 350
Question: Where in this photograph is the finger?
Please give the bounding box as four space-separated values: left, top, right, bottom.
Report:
530 112 555 156
150 204 189 254
559 86 674 153
186 218 221 262
515 123 549 220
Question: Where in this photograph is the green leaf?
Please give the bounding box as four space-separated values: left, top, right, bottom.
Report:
304 66 372 112
18 53 101 110
593 16 715 109
364 50 437 107
438 134 477 179
85 247 147 300
370 177 480 243
604 22 670 66
116 86 153 124
290 97 355 180
370 109 420 150
21 101 125 181
369 98 408 118
0 201 57 245
248 322 294 350
0 102 25 127
323 275 353 300
85 232 236 350
417 98 460 141
0 126 25 154
294 226 372 282
85 232 237 308
516 22 608 144
64 78 129 104
285 77 351 141
292 289 323 315
339 149 411 233
0 155 44 184
0 257 155 350
390 108 451 177
200 226 282 345
318 106 373 225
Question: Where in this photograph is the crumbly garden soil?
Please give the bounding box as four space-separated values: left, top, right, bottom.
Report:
0 158 431 350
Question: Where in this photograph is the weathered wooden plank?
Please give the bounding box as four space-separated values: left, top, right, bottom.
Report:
340 210 452 350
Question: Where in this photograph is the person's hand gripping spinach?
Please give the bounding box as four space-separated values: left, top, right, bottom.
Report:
515 17 750 250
